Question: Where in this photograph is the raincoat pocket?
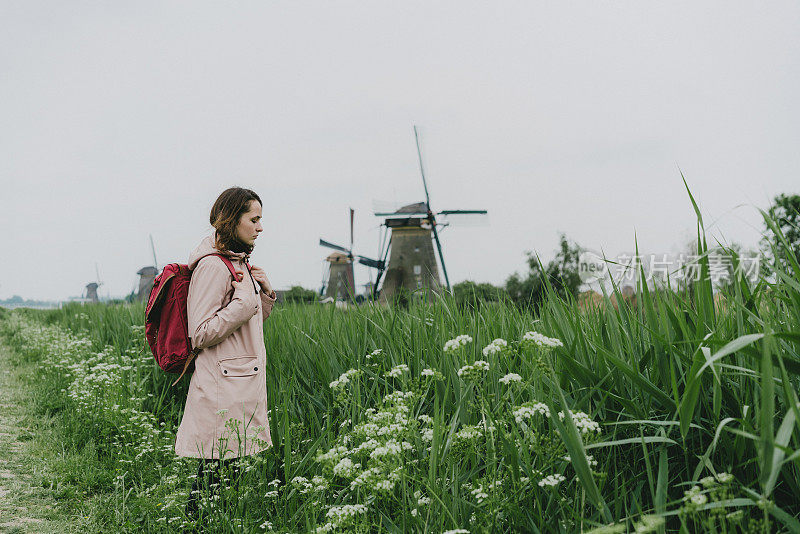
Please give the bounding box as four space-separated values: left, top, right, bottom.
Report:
218 355 259 377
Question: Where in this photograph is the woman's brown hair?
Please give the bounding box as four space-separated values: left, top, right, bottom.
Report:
210 187 262 255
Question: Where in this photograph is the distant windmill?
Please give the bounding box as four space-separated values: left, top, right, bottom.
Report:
84 262 104 303
319 208 383 301
84 283 99 303
367 126 488 303
135 234 159 302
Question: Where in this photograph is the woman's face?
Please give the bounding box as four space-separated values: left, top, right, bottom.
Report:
235 200 263 247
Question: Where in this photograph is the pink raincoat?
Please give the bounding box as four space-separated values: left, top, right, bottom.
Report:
174 231 277 459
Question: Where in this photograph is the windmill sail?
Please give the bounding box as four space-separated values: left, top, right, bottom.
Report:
414 125 450 292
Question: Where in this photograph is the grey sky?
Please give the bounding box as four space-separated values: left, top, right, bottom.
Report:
2 2 798 301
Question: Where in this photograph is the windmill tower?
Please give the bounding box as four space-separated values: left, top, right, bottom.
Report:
84 263 104 303
135 234 159 302
319 209 383 301
367 126 488 303
84 283 99 303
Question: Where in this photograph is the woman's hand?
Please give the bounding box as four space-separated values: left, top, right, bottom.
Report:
249 265 275 297
231 269 247 292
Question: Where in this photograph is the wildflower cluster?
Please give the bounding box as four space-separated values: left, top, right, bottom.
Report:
314 504 369 533
538 473 566 487
7 317 171 467
329 368 360 390
683 485 709 508
385 363 409 378
3 315 191 528
444 334 473 352
365 348 383 360
482 338 508 356
680 471 740 527
522 331 564 348
563 454 598 468
513 402 550 423
315 390 416 501
499 372 522 385
410 489 431 517
364 348 386 373
558 410 602 435
457 359 489 380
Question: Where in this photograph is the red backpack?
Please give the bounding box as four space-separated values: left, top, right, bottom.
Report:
145 253 250 386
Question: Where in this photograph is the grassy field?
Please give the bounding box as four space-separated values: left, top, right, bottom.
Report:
1 206 799 533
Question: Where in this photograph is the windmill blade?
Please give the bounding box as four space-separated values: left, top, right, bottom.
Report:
320 261 328 296
430 222 451 292
349 208 354 252
438 209 488 215
373 211 429 218
319 238 350 254
95 262 104 285
149 234 158 270
437 211 489 227
371 238 392 300
413 125 432 210
357 256 384 270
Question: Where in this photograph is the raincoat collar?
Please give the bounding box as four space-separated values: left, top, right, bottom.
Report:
188 231 251 270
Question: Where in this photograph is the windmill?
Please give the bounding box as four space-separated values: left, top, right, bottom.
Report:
367 126 488 303
135 234 159 302
319 208 384 301
84 262 104 303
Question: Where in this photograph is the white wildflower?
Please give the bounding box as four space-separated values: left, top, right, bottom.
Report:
683 485 708 507
330 368 359 390
456 425 482 441
333 457 360 478
325 503 368 524
457 360 489 379
482 338 508 356
538 474 566 487
522 331 564 348
499 373 522 384
690 493 708 506
444 334 473 352
385 364 409 378
716 472 734 484
513 402 550 423
558 410 601 434
471 487 489 503
563 454 598 468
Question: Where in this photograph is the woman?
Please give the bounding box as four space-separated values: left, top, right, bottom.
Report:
176 187 277 514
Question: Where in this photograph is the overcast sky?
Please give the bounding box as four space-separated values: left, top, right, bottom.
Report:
1 2 798 301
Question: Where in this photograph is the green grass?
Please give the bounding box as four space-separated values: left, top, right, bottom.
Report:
0 200 799 533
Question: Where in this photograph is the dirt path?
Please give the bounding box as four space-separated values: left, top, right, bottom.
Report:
0 341 79 533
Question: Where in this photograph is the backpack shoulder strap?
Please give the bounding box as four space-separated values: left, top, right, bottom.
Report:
196 253 238 280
